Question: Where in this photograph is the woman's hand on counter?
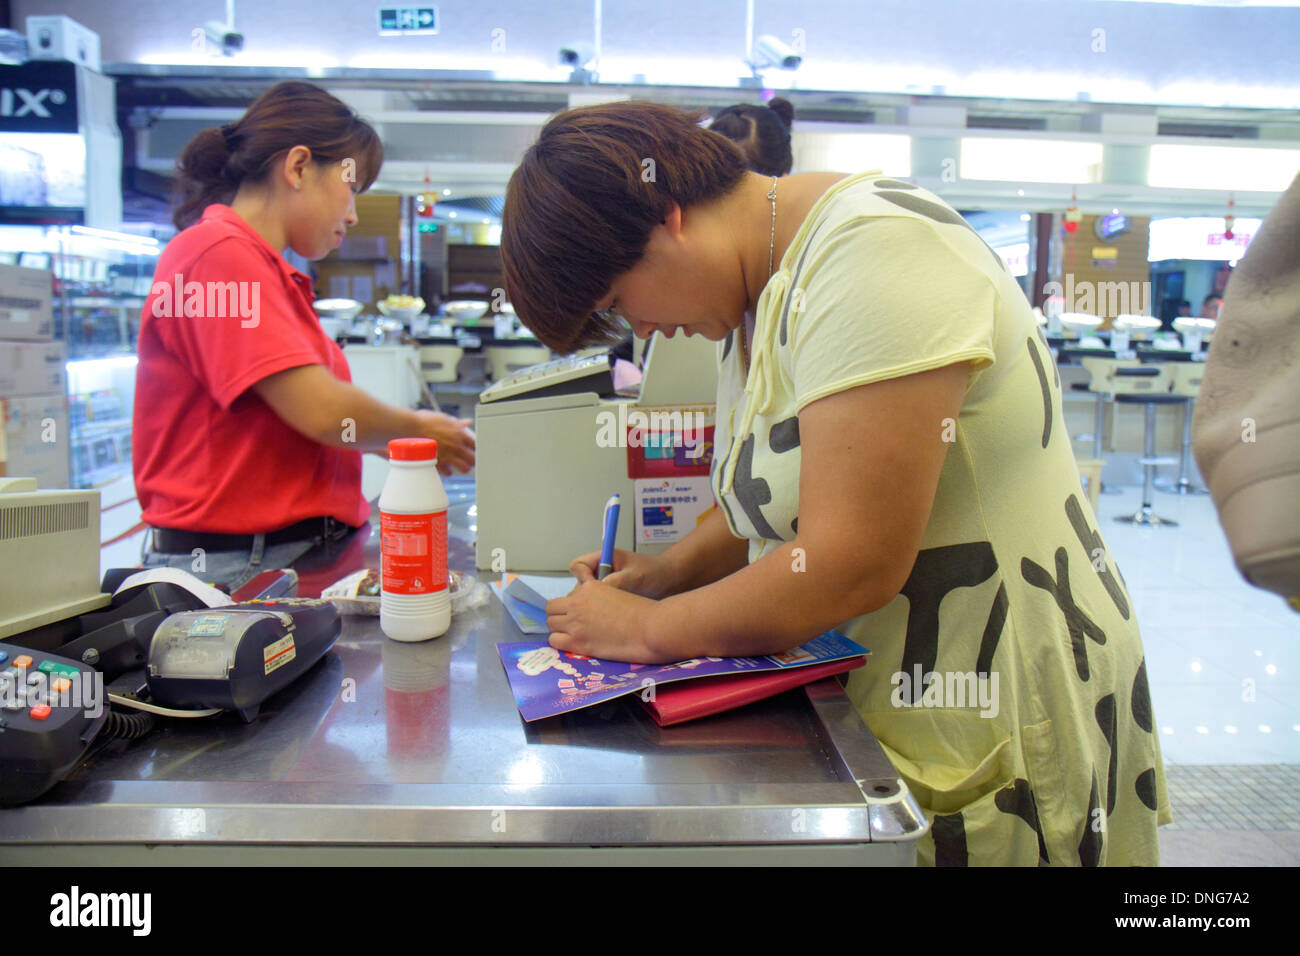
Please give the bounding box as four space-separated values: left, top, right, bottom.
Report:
253 364 477 468
545 581 664 663
569 547 676 599
412 410 476 475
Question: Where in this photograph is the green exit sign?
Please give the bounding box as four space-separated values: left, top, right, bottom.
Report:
378 6 438 35
418 222 439 233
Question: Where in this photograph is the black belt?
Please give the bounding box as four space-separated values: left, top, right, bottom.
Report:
150 516 356 554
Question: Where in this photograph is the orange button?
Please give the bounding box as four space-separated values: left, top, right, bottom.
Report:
29 703 51 720
13 655 32 669
52 677 72 693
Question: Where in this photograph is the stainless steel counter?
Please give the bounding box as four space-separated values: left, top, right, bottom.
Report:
0 482 927 865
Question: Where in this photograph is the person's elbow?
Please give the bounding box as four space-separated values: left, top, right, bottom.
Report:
797 532 912 622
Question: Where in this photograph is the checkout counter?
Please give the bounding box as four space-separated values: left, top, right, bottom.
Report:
0 326 928 863
0 480 928 865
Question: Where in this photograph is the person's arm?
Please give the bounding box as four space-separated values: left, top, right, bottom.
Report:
569 506 750 598
544 361 969 662
252 363 476 472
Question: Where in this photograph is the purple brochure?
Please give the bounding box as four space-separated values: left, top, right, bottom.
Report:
497 630 868 722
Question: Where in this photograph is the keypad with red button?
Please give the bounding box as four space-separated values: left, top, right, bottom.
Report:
0 643 109 807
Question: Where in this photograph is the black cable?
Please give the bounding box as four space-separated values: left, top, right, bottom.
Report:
103 707 156 740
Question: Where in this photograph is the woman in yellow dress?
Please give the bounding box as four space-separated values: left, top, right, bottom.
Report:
501 101 1171 866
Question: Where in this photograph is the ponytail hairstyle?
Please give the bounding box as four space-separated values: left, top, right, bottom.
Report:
708 97 794 177
172 81 384 230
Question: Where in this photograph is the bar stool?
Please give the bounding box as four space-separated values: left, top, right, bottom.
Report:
1080 356 1141 496
418 344 464 385
485 344 551 381
1075 456 1103 512
1156 361 1209 496
1110 364 1184 527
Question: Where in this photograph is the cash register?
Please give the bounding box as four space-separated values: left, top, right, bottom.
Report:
474 332 718 572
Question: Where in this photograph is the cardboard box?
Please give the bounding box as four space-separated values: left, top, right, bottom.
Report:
0 263 54 341
25 15 102 72
0 340 66 397
0 392 70 489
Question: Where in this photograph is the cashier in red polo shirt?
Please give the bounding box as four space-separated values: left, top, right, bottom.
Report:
133 82 474 589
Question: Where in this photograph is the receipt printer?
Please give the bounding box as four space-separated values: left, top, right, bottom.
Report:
147 599 341 723
474 332 719 572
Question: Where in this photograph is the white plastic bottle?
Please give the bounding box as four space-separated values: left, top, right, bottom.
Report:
379 438 450 641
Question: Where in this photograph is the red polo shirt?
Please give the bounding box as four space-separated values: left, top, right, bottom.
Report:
133 204 368 534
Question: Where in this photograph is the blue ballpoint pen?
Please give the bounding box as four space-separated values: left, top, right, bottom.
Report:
597 493 621 580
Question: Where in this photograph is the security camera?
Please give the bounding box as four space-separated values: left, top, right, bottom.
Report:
558 42 594 68
559 41 597 83
203 20 244 55
752 34 801 70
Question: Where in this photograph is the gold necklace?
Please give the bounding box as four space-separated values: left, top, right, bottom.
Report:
739 176 778 374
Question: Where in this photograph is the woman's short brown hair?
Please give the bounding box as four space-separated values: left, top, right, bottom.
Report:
502 101 747 352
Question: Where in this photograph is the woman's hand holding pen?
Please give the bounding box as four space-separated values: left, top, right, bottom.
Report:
568 548 677 599
413 410 476 475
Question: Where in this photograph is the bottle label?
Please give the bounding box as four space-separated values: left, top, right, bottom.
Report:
380 510 447 595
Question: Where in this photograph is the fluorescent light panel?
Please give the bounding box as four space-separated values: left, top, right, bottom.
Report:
961 138 1103 184
1148 145 1300 192
793 133 910 176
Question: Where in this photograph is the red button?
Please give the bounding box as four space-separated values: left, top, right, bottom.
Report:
13 655 32 669
29 704 51 720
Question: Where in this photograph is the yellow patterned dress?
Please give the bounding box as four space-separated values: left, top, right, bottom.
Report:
710 172 1173 865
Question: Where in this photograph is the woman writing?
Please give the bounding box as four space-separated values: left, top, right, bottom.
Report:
501 101 1170 866
133 82 474 591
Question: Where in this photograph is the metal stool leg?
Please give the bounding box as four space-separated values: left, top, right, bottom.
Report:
1116 402 1178 527
1096 392 1123 495
1093 392 1105 460
1156 396 1208 495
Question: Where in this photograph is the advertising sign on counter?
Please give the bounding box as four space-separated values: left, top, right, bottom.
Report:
634 477 714 547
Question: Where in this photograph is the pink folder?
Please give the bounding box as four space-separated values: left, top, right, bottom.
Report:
638 656 867 726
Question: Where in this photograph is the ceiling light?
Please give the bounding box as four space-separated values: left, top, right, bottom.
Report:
1148 144 1300 192
960 138 1103 184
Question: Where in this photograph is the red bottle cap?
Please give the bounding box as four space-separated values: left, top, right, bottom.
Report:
388 438 439 461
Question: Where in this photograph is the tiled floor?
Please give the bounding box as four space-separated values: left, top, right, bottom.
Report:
93 474 1298 865
1093 484 1300 866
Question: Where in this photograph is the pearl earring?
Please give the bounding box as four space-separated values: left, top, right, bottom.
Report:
294 183 301 191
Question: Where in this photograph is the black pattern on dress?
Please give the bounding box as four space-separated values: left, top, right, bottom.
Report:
1079 771 1104 866
1131 659 1153 734
898 542 1000 702
769 416 801 454
1027 337 1053 449
932 812 969 867
872 191 1007 272
1135 768 1159 811
994 778 1050 863
976 582 1009 674
1021 547 1108 682
1095 693 1118 816
730 434 780 540
1065 494 1131 619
